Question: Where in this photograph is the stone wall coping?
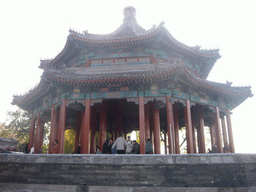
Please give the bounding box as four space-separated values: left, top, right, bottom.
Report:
1 153 256 165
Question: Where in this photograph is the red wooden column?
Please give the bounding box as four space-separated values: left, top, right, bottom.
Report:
90 129 96 154
55 108 60 145
40 122 45 150
90 106 96 154
58 100 66 154
99 101 107 152
74 112 82 153
191 110 197 153
149 102 154 141
81 99 91 154
197 105 206 153
197 125 201 153
226 110 235 153
49 104 57 154
173 103 180 154
80 111 85 150
210 125 216 148
139 96 145 154
214 106 223 153
28 115 36 152
166 96 175 154
145 103 150 141
221 115 228 148
115 100 123 137
164 133 167 154
34 113 43 154
153 100 161 154
184 100 194 154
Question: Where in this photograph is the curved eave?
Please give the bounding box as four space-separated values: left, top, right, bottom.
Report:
179 68 253 109
40 38 78 69
43 63 179 86
12 79 52 111
44 62 252 110
157 28 221 79
69 26 221 59
41 24 220 74
160 27 220 58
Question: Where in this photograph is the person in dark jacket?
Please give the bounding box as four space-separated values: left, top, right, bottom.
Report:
131 140 140 154
24 143 29 153
145 139 153 154
75 142 81 154
103 139 111 154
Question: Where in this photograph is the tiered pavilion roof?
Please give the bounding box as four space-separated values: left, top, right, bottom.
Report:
12 6 252 155
13 6 252 111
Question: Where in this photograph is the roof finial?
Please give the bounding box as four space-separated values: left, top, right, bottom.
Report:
123 6 136 21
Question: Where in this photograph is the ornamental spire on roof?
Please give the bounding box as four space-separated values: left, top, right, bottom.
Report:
111 6 146 38
123 6 136 21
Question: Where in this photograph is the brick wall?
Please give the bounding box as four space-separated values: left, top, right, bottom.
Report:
0 153 256 188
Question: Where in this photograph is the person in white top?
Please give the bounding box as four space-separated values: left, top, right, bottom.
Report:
112 133 127 154
126 136 133 154
30 146 34 154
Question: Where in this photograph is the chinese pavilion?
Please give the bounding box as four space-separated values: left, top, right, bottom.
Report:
13 7 252 154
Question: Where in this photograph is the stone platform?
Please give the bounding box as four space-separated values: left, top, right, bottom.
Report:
0 153 256 191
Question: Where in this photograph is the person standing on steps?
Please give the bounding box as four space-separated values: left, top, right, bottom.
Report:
112 133 127 154
126 136 133 154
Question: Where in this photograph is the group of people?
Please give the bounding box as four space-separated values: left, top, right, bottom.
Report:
208 143 231 153
96 133 153 155
24 139 59 154
28 135 154 154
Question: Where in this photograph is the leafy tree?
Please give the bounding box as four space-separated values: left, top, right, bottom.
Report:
0 108 50 152
0 109 31 148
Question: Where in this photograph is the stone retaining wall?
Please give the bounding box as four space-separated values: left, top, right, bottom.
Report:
0 153 256 191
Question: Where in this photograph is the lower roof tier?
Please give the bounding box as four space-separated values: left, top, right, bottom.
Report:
12 61 252 112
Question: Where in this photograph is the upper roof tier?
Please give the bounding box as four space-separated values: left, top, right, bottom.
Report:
41 6 221 79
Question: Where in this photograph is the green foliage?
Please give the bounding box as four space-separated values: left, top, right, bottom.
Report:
0 109 31 148
0 108 50 152
42 122 50 153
